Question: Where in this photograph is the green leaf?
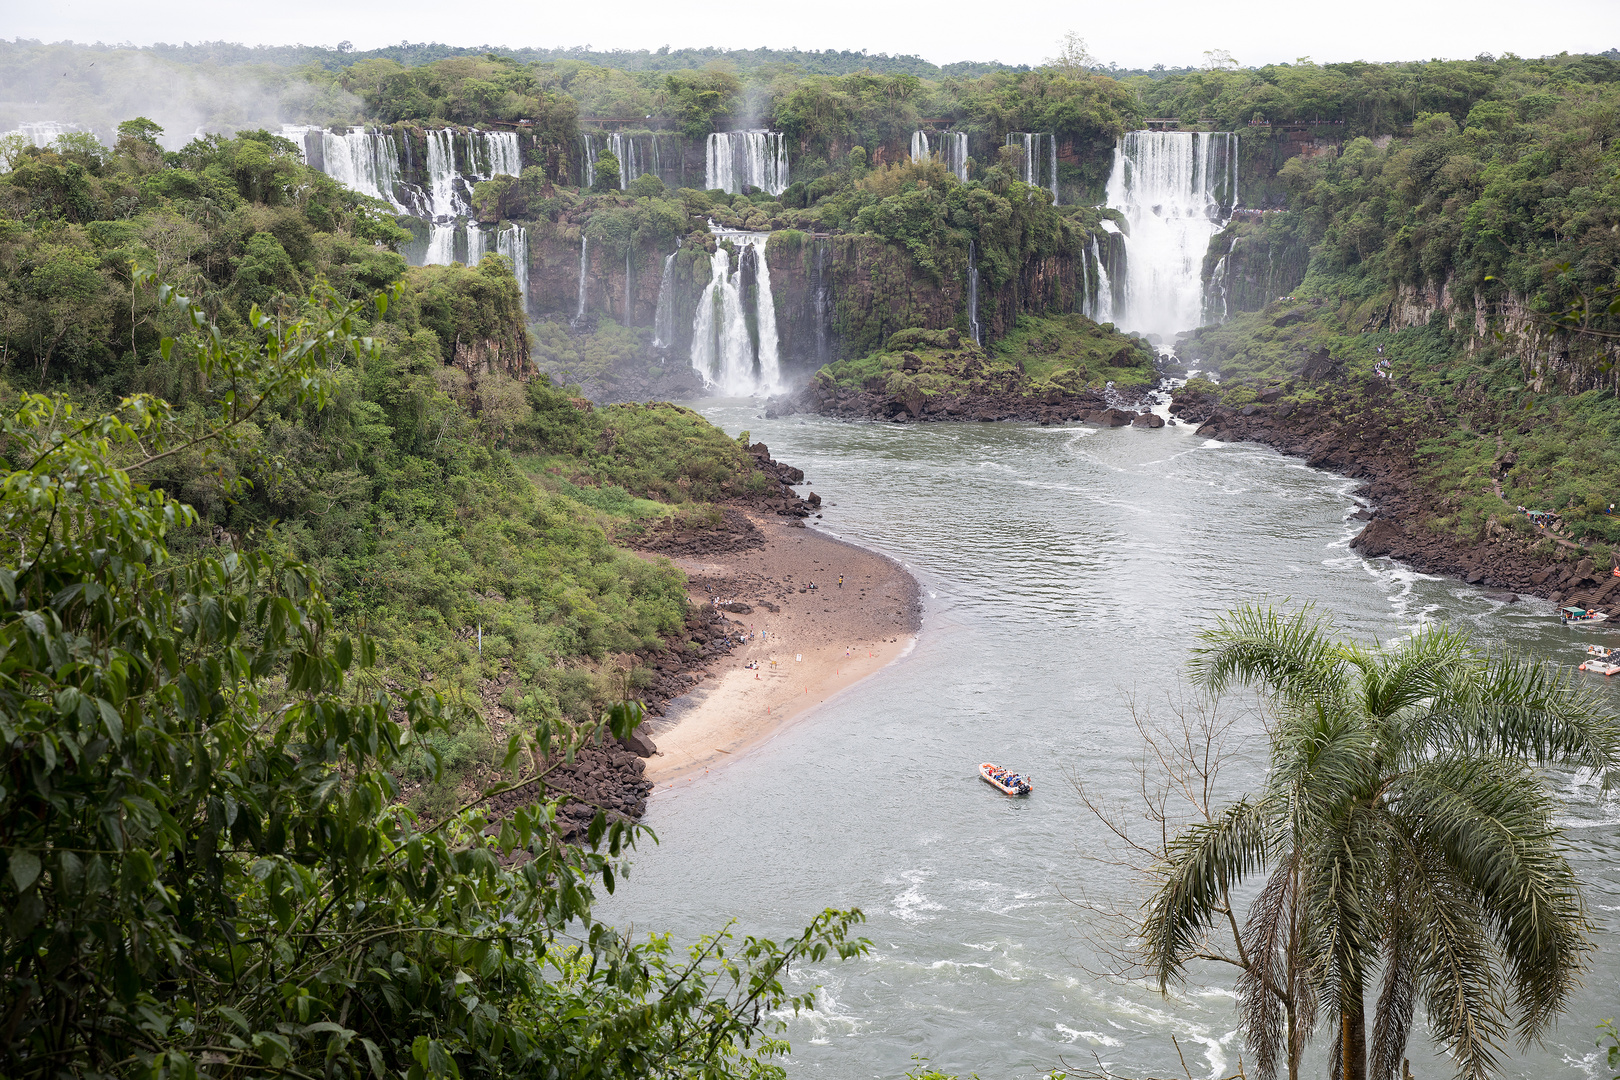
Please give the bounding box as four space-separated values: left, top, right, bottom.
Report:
8 850 40 890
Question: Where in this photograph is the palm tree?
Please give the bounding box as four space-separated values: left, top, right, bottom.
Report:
1140 604 1619 1080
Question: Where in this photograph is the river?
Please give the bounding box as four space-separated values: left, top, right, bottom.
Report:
600 403 1620 1080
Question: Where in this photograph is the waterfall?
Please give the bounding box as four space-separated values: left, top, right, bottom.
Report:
1105 130 1238 339
283 126 405 208
1082 236 1095 317
480 131 521 177
652 250 678 350
574 235 589 324
910 131 930 162
1089 237 1114 324
811 237 833 364
608 133 643 188
943 132 968 182
689 230 782 395
625 249 632 321
1049 133 1059 205
498 225 529 317
3 120 84 147
285 124 530 274
967 240 981 346
1205 233 1237 325
705 132 789 196
581 134 597 189
1005 132 1058 204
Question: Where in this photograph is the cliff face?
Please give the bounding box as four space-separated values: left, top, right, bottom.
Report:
1374 278 1620 396
1202 212 1314 319
520 220 1091 390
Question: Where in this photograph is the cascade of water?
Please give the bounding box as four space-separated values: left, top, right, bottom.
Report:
967 240 981 346
3 120 82 147
1049 132 1059 205
498 225 529 316
1205 232 1238 325
1105 130 1238 339
943 132 968 182
466 226 488 267
1089 237 1114 324
690 246 725 383
574 235 589 323
652 249 678 350
625 249 632 321
1079 238 1091 317
581 134 597 189
910 131 930 162
688 230 782 394
480 131 521 177
1004 132 1058 203
705 132 788 196
608 133 642 188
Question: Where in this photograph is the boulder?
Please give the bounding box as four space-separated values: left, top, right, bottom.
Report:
622 727 658 758
1095 408 1133 428
1351 519 1407 558
1131 412 1165 428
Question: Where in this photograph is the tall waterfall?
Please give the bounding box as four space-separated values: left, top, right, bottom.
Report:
652 250 678 350
498 226 529 317
574 236 589 324
1104 130 1238 340
689 231 782 395
466 227 488 267
966 240 981 346
910 131 969 182
1005 133 1059 204
581 134 598 189
705 132 788 196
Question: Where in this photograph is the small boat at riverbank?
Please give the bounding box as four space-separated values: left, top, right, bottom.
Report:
1561 606 1609 625
980 762 1032 796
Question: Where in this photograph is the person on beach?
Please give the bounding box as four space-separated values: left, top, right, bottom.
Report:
838 575 844 588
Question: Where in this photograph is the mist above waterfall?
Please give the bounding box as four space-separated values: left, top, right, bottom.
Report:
0 44 361 149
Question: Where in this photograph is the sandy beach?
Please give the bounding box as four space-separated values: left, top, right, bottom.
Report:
643 516 921 784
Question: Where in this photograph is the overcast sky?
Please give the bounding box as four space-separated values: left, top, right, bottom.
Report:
11 0 1616 70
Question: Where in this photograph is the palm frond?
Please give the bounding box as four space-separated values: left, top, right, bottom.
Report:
1423 651 1620 772
1392 756 1594 1052
1190 603 1349 705
1237 860 1294 1080
1370 884 1418 1080
1140 797 1273 989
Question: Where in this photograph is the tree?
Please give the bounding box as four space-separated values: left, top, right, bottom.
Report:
1141 605 1619 1080
1046 31 1095 76
0 272 868 1079
591 149 622 192
1203 48 1240 71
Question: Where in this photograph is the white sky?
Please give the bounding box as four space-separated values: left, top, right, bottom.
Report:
11 0 1616 70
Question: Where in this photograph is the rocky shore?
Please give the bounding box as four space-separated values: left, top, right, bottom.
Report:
1174 382 1618 611
505 441 826 839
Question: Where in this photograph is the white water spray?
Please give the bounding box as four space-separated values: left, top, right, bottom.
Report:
498 225 529 317
705 132 789 196
1104 130 1237 339
652 249 678 350
689 230 782 395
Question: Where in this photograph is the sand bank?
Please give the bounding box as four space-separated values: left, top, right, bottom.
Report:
644 516 921 784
